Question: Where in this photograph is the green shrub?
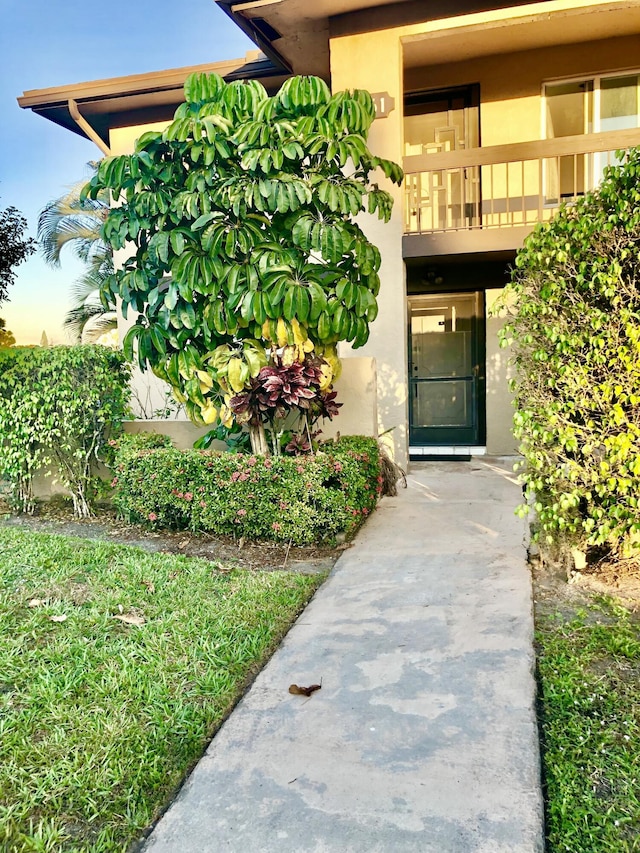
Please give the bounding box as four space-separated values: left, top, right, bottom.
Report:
0 346 130 516
501 147 640 556
112 435 382 544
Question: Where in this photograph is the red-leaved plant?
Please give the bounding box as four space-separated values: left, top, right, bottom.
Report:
230 353 342 455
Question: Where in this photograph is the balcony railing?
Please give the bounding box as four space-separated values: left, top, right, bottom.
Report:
403 128 640 235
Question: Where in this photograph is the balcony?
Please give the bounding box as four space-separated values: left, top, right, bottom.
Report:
402 127 640 256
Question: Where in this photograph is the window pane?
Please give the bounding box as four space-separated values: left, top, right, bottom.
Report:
600 75 639 130
546 81 593 137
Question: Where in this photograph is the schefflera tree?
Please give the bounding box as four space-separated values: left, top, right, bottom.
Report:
84 73 403 454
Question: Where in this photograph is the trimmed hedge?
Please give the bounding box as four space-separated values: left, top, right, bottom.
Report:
112 435 382 544
502 147 640 555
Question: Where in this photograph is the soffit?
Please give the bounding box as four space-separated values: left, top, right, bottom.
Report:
402 1 640 68
18 54 287 145
215 1 555 78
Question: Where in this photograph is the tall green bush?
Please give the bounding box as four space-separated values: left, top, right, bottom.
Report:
83 73 402 454
502 147 640 556
0 346 130 515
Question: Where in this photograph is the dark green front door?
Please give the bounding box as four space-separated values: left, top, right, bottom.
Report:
408 292 485 446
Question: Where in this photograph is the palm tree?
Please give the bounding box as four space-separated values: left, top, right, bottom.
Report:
38 163 117 343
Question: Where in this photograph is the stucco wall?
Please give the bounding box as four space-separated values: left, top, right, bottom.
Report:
404 34 640 146
330 29 409 467
123 357 378 448
485 288 518 455
330 13 639 457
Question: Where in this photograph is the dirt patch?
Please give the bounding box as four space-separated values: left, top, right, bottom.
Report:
0 500 342 576
532 549 640 621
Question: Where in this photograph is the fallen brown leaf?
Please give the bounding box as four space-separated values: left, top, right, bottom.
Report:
141 580 155 593
50 614 67 623
289 683 322 697
113 613 145 626
28 598 45 608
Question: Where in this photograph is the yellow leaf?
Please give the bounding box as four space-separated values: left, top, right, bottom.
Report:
282 346 297 367
277 318 289 348
291 317 307 345
201 403 218 424
227 357 246 393
319 362 333 391
196 370 213 389
219 404 234 429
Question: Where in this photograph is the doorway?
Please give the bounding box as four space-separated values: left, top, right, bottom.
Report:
408 292 485 446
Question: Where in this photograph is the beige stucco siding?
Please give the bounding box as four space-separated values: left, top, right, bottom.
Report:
404 34 640 147
109 122 168 155
330 8 640 459
330 29 410 465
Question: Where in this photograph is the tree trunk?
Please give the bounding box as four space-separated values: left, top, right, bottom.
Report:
249 422 269 456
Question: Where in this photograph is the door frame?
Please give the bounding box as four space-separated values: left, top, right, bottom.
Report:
407 290 486 447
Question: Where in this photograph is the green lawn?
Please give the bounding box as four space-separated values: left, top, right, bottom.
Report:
0 527 324 852
536 599 640 852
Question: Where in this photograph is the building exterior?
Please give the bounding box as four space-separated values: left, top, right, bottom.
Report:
19 0 640 467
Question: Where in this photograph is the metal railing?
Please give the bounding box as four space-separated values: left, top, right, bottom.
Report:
403 128 640 235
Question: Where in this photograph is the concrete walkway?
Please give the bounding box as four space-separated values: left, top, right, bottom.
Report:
143 459 544 853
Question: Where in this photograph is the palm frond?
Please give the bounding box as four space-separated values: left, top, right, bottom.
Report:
63 304 117 344
69 267 112 307
37 164 111 267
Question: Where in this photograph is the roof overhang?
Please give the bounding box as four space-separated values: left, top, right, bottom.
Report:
400 0 640 68
214 0 558 79
18 52 288 149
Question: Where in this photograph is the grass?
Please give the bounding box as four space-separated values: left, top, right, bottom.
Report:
0 527 324 853
536 598 640 852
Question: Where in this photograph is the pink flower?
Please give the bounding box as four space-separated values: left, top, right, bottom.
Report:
279 501 288 510
237 509 247 517
148 512 158 521
200 501 207 508
110 477 118 487
184 492 193 501
297 465 304 474
362 507 369 516
272 522 282 531
247 456 257 466
150 473 157 480
264 459 272 469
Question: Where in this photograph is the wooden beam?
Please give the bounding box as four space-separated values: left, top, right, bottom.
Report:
68 100 111 156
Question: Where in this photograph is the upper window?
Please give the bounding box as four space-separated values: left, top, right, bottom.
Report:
545 73 640 138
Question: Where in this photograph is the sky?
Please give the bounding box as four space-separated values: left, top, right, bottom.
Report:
0 0 253 344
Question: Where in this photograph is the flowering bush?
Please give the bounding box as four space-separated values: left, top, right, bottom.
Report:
112 435 381 544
